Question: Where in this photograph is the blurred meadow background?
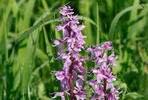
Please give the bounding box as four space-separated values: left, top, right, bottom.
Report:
0 0 148 100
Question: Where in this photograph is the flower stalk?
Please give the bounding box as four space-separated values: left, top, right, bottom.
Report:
69 61 75 100
104 78 107 100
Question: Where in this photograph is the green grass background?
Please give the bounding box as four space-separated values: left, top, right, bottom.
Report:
0 0 148 100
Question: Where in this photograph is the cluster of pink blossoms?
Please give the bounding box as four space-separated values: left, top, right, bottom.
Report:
52 5 120 100
87 42 120 100
53 6 87 100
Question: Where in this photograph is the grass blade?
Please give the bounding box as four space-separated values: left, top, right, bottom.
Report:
109 4 148 40
96 2 99 44
22 29 39 97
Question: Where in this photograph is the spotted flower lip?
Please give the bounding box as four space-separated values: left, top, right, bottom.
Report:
52 92 65 100
55 71 65 80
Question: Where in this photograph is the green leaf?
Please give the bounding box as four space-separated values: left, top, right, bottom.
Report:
42 25 53 56
124 92 144 99
15 17 58 45
22 29 39 96
29 59 50 84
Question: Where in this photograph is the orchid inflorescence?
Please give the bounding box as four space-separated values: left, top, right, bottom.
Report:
87 42 120 100
52 5 120 100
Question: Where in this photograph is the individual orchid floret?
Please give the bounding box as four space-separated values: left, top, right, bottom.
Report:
55 71 65 80
59 6 74 16
74 79 86 100
52 92 65 100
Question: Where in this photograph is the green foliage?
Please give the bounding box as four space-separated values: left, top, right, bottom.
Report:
0 0 148 99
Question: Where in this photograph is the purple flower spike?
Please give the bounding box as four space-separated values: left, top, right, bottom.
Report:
87 42 120 100
53 5 87 100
